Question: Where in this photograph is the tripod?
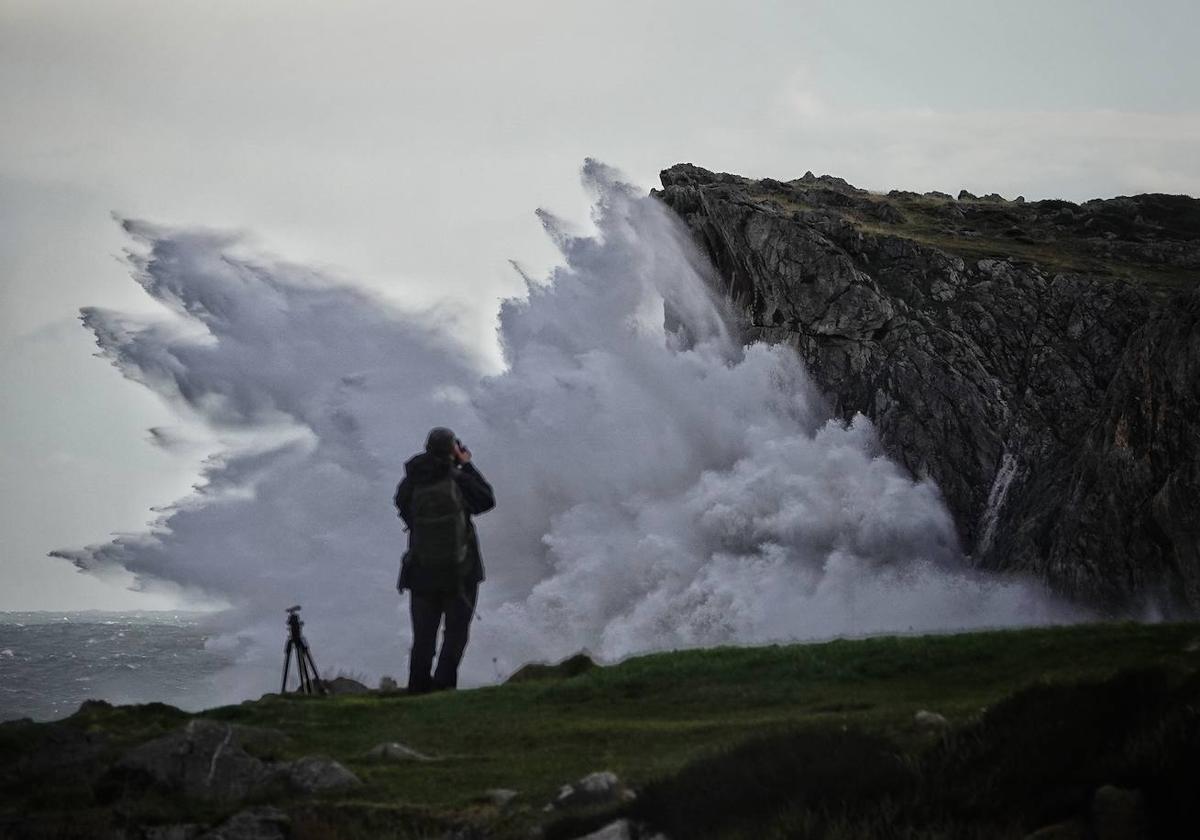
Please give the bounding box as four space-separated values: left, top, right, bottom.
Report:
281 605 327 695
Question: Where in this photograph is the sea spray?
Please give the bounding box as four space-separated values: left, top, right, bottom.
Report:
57 160 1081 703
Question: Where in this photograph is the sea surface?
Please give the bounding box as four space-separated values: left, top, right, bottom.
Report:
0 611 233 722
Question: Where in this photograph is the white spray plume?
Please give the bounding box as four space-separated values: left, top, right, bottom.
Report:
57 160 1082 702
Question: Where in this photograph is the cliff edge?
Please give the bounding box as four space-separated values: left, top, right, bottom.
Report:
655 164 1200 612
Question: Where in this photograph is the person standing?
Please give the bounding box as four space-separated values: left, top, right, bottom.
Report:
394 427 495 693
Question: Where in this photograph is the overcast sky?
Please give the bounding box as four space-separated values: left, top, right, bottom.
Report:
3 0 1198 611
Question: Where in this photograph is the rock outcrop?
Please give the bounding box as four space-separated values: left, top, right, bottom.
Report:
112 719 360 802
655 164 1200 611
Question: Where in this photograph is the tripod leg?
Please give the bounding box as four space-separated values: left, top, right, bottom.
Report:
281 640 294 694
298 649 311 694
302 644 326 695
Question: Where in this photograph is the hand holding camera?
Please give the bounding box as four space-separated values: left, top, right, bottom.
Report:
453 438 472 465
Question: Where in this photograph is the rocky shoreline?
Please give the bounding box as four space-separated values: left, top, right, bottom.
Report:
5 623 1200 839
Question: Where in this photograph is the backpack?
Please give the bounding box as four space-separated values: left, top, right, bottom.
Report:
408 473 470 587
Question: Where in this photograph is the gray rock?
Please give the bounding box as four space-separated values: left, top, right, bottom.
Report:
198 806 289 840
555 771 634 809
869 202 906 224
115 720 287 802
1044 292 1200 609
325 676 369 695
484 787 519 807
364 741 431 761
914 710 948 729
656 163 1200 612
575 820 634 840
378 675 399 691
1092 785 1146 840
573 821 667 840
116 719 357 802
284 755 360 793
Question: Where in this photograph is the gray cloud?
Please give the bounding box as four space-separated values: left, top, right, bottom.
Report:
4 0 1195 615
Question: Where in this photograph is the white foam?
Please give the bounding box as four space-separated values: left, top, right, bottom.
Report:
59 160 1083 699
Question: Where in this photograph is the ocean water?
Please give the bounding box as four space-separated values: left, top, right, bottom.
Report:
0 611 234 722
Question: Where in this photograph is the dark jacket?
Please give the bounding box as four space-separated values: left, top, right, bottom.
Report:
394 453 495 593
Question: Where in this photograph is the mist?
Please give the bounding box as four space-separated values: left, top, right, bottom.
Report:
56 160 1082 702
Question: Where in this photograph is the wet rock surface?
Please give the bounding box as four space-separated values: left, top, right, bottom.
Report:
656 163 1200 611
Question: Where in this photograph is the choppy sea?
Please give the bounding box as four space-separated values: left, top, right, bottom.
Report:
0 611 233 722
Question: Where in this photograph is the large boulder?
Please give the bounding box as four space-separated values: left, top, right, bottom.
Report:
115 720 285 802
113 719 359 802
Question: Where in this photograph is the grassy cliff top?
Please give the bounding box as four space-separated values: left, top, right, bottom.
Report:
5 621 1200 838
659 163 1200 296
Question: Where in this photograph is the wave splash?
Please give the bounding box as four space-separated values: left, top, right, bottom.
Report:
59 160 1078 698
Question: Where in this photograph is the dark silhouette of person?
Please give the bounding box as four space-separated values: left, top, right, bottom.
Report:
394 427 495 693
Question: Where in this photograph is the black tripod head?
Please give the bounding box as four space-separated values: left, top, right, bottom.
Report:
286 605 304 641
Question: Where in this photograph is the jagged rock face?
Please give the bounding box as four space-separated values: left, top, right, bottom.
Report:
1046 294 1200 608
655 163 1200 612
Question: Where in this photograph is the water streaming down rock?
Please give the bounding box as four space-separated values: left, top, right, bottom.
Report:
978 452 1019 556
55 160 1079 703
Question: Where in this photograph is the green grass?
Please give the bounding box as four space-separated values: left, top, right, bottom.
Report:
854 214 1196 294
4 622 1200 838
759 187 1197 295
200 623 1200 803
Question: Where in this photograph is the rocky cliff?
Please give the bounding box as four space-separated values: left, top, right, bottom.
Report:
655 164 1200 612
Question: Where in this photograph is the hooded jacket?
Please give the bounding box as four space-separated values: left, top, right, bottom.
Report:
393 453 495 593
